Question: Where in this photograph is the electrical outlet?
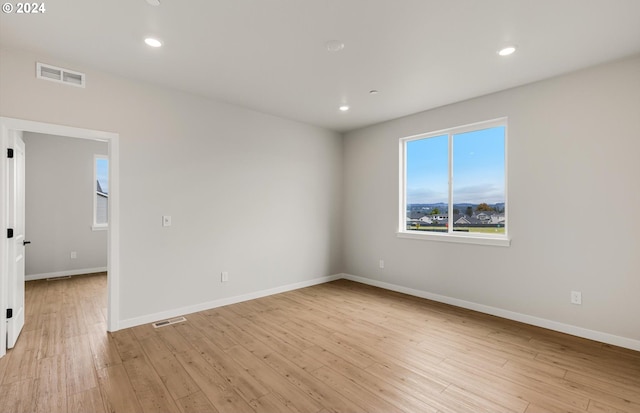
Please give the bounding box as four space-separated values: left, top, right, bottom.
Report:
379 260 384 269
70 251 77 259
162 216 172 227
221 271 229 283
570 291 582 305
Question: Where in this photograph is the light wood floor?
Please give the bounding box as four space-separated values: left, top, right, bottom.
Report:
1 273 639 413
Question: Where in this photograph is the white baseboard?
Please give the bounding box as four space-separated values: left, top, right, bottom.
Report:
25 267 107 281
117 273 343 330
341 273 640 352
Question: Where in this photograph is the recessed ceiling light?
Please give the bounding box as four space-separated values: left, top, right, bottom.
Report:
498 46 516 56
146 0 160 6
326 40 345 52
339 105 350 112
144 38 163 48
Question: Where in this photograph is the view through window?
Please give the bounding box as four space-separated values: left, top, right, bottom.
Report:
94 156 109 227
402 119 506 239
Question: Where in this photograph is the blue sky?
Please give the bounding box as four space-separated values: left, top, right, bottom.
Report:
97 158 109 193
406 126 505 204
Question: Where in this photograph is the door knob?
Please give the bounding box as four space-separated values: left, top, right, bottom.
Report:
23 240 31 246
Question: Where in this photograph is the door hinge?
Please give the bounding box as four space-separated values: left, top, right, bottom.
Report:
7 148 14 158
7 228 13 238
6 308 12 319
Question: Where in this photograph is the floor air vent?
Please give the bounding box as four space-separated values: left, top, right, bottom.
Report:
152 316 187 328
37 62 85 88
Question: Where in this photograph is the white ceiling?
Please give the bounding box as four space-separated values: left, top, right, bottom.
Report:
1 0 639 132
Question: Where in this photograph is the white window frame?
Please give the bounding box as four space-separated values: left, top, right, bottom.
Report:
92 154 108 231
398 117 510 247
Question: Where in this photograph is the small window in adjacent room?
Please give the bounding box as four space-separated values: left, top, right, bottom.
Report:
399 118 509 246
93 155 109 230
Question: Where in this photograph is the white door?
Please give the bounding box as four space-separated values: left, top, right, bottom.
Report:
7 132 26 348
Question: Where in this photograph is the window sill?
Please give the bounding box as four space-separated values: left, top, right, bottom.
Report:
397 231 510 247
92 225 108 231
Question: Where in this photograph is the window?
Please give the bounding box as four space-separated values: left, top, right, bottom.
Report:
93 155 108 230
399 118 509 246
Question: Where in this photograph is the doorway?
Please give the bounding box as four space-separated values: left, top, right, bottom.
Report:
0 117 120 358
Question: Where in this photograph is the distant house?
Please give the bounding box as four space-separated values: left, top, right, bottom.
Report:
472 212 505 224
475 212 491 222
407 211 427 220
411 212 504 226
489 214 505 224
454 215 471 225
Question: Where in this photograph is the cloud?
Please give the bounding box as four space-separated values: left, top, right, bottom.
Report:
407 183 504 204
453 183 504 204
406 187 447 204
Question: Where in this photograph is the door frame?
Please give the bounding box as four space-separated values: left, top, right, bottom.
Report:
0 117 120 358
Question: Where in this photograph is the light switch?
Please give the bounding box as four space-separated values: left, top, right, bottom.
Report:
162 216 172 227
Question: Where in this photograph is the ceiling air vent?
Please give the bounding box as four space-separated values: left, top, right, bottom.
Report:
36 62 85 88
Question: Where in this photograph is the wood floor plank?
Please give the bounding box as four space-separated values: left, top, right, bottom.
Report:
111 329 145 362
188 306 255 349
174 348 255 413
64 334 97 396
2 348 37 384
225 344 324 413
138 334 200 400
443 384 527 413
34 354 67 413
308 348 441 413
438 358 590 413
97 364 143 413
244 311 317 352
502 358 640 412
365 361 449 397
154 323 194 355
310 365 406 413
232 314 326 371
68 387 106 413
0 378 37 413
188 335 270 404
86 322 122 370
536 351 640 387
587 399 632 413
0 349 10 386
36 311 66 359
249 392 301 413
184 312 239 350
261 350 368 413
61 302 88 339
175 391 220 413
565 370 640 409
122 355 181 413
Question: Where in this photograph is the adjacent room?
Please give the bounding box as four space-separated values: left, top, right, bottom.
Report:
1 1 639 412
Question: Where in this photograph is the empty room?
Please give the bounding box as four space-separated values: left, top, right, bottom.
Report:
1 1 639 412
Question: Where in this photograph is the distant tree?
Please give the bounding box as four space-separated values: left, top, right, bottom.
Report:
476 203 494 212
465 206 473 217
453 208 460 215
430 207 440 215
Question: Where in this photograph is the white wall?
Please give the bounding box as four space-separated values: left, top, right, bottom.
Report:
343 55 640 343
22 132 107 278
0 47 343 323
